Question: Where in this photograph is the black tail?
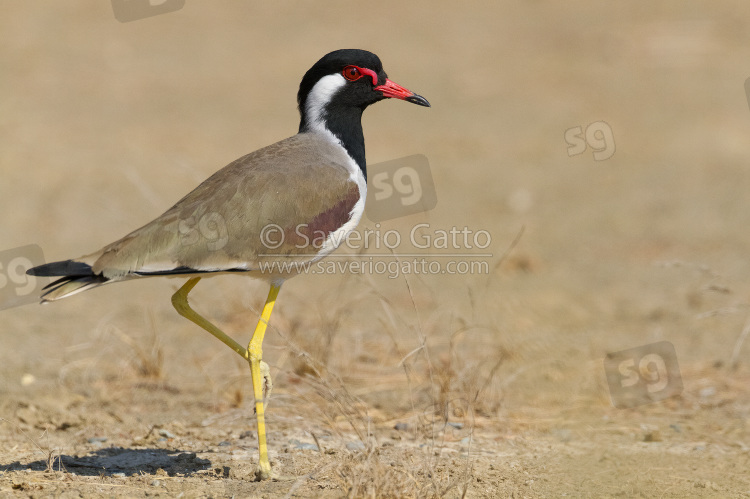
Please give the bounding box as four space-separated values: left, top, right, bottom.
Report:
27 260 108 302
27 260 94 277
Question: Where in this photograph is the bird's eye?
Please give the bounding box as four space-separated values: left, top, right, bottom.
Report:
343 65 363 81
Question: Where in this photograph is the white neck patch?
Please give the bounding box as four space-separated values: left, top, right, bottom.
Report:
300 74 367 262
304 73 346 134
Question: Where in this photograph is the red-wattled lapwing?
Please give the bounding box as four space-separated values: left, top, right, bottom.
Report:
27 49 429 480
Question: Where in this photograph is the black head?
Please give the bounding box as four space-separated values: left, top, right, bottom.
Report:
296 49 429 177
297 49 430 128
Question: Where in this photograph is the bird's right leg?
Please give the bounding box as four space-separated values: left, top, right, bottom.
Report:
171 277 250 360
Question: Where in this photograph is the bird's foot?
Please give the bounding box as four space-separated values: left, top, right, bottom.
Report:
254 462 274 481
254 466 297 482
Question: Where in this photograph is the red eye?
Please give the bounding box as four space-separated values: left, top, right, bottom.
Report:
343 65 362 81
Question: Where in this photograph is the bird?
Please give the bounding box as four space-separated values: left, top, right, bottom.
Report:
26 48 429 480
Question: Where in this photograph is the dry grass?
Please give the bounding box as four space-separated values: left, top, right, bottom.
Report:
231 264 514 497
5 2 750 497
0 418 65 474
109 308 164 380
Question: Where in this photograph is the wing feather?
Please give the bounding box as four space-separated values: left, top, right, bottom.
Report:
83 132 362 280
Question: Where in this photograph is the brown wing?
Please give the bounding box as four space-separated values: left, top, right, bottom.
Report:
80 133 361 280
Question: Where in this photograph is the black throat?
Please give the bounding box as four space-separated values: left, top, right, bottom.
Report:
299 105 368 180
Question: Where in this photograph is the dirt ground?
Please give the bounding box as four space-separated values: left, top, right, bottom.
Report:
2 2 750 497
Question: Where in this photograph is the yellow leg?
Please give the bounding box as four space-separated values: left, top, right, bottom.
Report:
248 283 281 480
171 277 249 360
170 278 282 481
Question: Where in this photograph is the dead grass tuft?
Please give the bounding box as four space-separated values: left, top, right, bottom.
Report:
251 262 511 497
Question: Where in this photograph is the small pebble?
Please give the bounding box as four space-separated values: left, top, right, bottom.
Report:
508 188 534 213
218 441 231 446
699 387 716 398
150 480 162 487
289 439 319 451
644 430 662 442
695 481 719 491
446 422 464 430
20 374 35 387
158 429 176 439
112 472 126 478
87 437 108 444
553 429 573 442
346 441 366 451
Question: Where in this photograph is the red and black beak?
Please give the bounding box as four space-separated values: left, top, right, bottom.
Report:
374 79 430 107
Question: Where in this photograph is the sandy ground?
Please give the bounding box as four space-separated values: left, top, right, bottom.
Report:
2 1 750 497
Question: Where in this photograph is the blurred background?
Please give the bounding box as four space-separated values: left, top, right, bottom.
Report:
2 2 750 497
